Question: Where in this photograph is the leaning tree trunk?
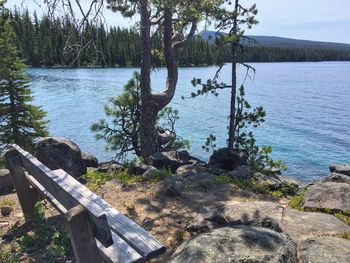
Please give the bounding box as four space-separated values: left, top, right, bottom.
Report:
139 1 178 159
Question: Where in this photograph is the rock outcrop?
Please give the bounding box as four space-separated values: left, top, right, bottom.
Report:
302 182 350 212
35 137 86 178
299 236 350 263
96 161 123 173
81 152 98 168
323 172 350 184
188 201 350 242
149 150 200 172
208 148 248 171
170 226 298 263
329 164 350 176
227 165 250 179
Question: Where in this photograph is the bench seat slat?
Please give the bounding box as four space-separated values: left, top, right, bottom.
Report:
97 232 144 263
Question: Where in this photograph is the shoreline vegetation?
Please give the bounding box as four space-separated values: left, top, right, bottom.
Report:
23 59 350 69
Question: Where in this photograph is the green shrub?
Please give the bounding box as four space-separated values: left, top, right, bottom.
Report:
15 201 72 260
113 170 143 184
288 192 305 210
212 174 234 184
335 213 350 226
81 170 111 191
47 228 72 262
16 201 50 253
271 182 298 198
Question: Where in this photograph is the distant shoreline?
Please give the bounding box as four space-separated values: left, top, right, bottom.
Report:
25 60 350 70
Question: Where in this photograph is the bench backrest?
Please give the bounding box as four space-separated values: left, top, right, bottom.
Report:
4 145 165 263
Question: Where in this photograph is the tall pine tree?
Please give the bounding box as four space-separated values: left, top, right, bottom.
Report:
0 1 48 151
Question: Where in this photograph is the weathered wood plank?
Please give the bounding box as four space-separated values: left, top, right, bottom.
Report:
4 148 40 220
25 173 143 263
65 205 102 263
11 145 113 247
52 170 166 259
97 231 144 263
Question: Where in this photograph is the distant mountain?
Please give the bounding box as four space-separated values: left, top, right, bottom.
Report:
199 31 350 50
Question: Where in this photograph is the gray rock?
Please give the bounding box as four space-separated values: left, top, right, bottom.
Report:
0 169 14 193
208 148 248 171
141 166 160 178
299 236 350 263
149 150 196 172
81 151 98 168
35 137 86 178
188 201 350 242
303 182 350 212
169 226 298 263
253 172 282 190
128 163 156 175
323 172 350 184
276 175 304 190
228 165 250 179
251 173 302 192
154 177 181 197
175 164 206 177
329 164 350 176
97 161 123 173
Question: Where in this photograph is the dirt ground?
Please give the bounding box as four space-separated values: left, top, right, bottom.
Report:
0 170 281 262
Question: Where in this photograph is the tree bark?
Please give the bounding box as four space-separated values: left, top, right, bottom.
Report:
139 3 179 159
228 0 239 150
139 0 159 158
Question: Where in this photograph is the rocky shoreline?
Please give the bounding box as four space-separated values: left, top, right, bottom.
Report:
1 137 350 262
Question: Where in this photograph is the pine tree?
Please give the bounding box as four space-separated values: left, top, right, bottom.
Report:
0 3 49 151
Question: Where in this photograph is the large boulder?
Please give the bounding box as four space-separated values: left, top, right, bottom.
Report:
169 226 298 263
0 169 14 193
149 150 198 172
208 148 248 171
81 152 98 168
302 182 350 212
323 172 350 184
188 201 350 242
35 137 86 178
299 236 350 263
329 164 350 176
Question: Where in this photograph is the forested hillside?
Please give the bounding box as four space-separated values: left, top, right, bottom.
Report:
10 9 350 67
10 9 217 67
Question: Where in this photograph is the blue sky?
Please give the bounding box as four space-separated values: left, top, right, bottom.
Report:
7 0 350 44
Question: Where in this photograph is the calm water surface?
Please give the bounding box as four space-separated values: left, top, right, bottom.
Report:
28 62 350 182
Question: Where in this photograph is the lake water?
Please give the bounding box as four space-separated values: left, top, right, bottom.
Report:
28 62 350 182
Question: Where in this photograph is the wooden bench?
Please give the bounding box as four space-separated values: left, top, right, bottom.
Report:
4 145 165 263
